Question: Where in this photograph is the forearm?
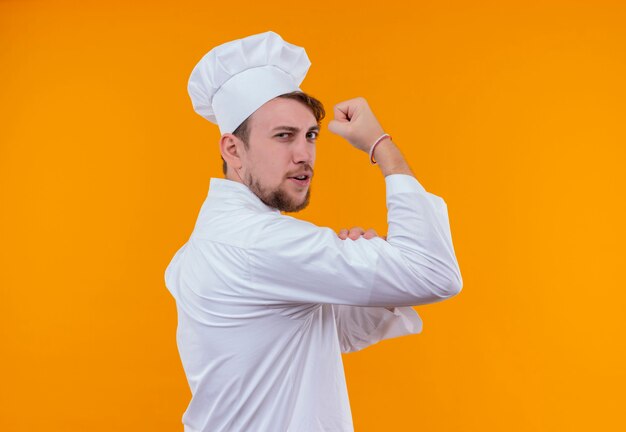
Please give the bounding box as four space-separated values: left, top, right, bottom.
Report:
334 304 423 353
373 139 415 177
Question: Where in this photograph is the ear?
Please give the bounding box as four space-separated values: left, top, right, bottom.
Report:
219 133 244 171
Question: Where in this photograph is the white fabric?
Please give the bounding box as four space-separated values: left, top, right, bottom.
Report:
187 30 311 134
164 174 463 432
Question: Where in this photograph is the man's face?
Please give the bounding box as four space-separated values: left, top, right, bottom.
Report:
238 97 318 212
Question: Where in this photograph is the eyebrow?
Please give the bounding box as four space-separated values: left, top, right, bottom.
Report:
271 125 320 134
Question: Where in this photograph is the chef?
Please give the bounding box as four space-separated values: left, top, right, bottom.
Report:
165 30 463 432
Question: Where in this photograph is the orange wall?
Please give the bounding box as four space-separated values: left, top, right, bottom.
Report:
1 1 625 430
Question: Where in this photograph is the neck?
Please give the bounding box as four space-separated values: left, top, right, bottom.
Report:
226 167 245 184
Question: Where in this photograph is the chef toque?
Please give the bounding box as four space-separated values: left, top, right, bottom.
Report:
188 31 311 135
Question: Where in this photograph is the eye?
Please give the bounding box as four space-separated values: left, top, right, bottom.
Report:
275 132 291 139
307 131 319 140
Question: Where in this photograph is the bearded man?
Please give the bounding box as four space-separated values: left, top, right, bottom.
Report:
165 31 463 432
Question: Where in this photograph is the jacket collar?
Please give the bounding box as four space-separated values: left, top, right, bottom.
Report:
207 177 281 214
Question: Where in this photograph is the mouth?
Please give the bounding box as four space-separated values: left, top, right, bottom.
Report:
287 173 311 187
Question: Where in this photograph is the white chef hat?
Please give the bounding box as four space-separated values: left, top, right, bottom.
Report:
188 31 311 135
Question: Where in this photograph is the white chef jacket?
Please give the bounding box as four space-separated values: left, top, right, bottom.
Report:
164 174 462 432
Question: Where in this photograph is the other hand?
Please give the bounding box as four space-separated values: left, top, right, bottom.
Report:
337 226 386 241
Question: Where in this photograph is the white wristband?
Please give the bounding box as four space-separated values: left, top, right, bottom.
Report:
369 133 392 165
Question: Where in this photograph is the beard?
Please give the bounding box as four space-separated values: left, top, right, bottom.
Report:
245 172 311 213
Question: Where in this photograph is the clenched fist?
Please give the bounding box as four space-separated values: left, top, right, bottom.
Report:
327 97 386 153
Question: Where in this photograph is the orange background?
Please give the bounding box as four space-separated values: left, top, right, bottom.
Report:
1 1 625 430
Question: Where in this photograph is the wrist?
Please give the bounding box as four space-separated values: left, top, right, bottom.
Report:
374 140 414 177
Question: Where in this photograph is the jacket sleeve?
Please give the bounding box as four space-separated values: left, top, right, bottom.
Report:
333 305 423 353
246 174 463 307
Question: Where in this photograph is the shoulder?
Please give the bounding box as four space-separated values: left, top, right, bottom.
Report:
251 213 339 249
192 207 332 250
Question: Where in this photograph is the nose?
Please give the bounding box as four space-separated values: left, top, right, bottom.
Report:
292 134 315 165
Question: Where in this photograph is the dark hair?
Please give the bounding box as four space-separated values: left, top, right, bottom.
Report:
222 91 326 175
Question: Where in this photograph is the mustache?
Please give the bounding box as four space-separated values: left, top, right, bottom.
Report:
286 164 314 178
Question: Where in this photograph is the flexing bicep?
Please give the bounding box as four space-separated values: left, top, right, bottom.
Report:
248 220 379 305
245 174 463 307
246 216 458 307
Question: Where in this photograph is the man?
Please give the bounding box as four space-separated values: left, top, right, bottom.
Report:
165 31 463 432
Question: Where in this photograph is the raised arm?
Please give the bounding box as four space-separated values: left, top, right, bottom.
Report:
240 97 463 307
